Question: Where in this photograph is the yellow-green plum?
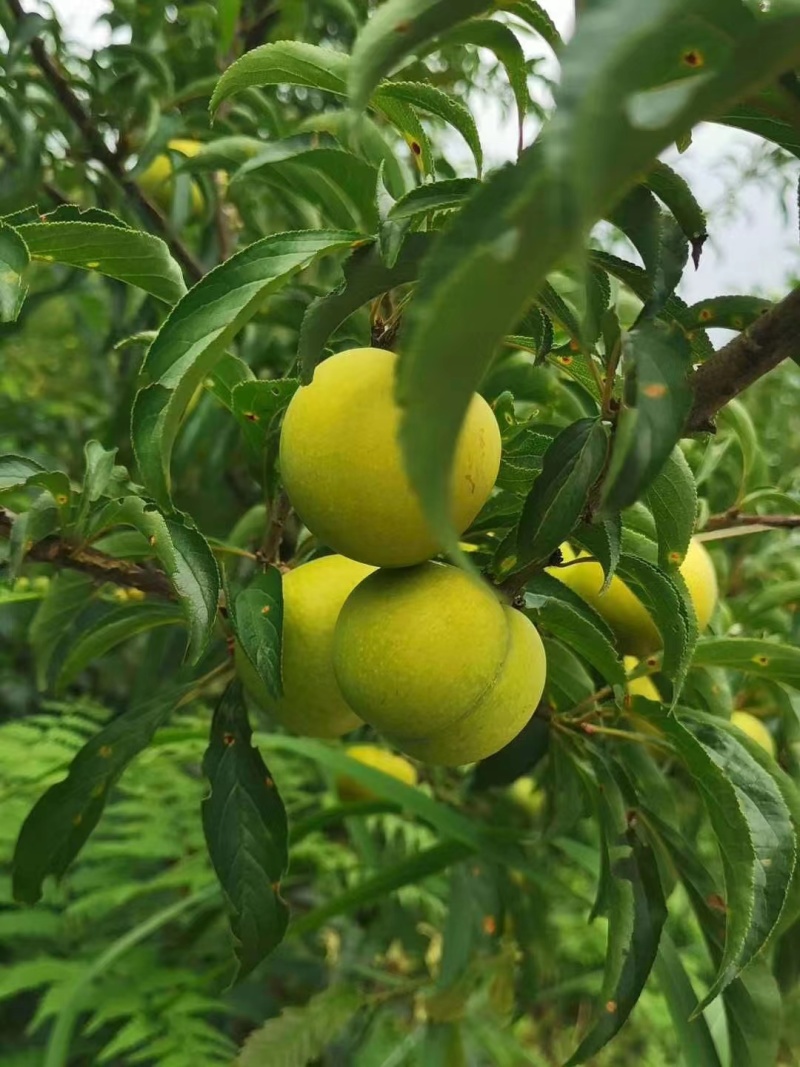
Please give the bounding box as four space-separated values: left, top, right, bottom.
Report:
731 711 776 758
336 744 419 802
549 537 718 657
237 554 373 738
139 138 204 217
332 562 547 765
280 348 501 567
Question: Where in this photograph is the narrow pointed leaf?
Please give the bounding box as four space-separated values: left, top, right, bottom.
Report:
232 568 284 700
0 222 29 322
644 445 697 569
692 638 800 689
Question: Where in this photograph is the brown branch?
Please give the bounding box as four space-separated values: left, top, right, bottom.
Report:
685 285 800 433
261 491 292 563
703 510 800 532
6 0 204 284
0 507 175 599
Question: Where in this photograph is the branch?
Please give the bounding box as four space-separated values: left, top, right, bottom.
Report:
7 0 204 284
0 507 175 599
685 285 800 433
703 509 800 532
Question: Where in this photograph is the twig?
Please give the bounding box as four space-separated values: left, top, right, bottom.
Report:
261 490 292 563
685 285 800 433
703 509 800 532
0 506 175 599
6 0 204 284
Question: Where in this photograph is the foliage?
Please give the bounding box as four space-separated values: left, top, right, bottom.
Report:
1 0 800 1064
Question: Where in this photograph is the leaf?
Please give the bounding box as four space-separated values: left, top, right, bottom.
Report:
542 638 595 712
29 573 96 690
516 418 608 566
566 758 667 1064
211 41 351 111
298 233 432 379
448 20 528 150
390 1 800 555
232 568 283 701
15 218 186 305
0 222 29 322
654 932 723 1067
0 453 46 489
524 572 624 687
230 378 298 464
655 713 757 1007
54 600 184 691
471 715 550 791
217 0 241 53
499 0 562 52
379 81 483 176
644 445 697 569
692 638 800 689
132 229 358 509
643 160 707 260
109 497 220 662
683 294 773 332
495 424 554 498
347 0 492 108
202 683 289 980
600 320 693 515
608 184 687 311
12 689 179 903
572 516 621 591
388 177 479 222
236 985 363 1067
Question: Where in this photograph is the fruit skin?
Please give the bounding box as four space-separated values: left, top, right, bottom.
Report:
280 348 502 567
139 139 204 217
333 561 546 766
549 537 718 657
336 745 418 802
731 711 776 757
238 554 373 738
624 656 660 702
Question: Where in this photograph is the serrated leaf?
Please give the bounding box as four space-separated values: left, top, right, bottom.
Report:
600 320 692 515
524 572 624 686
347 0 491 108
495 424 554 497
55 600 184 691
517 418 607 566
0 222 29 322
298 233 432 379
566 758 667 1064
390 2 800 555
202 682 289 980
644 445 697 569
643 160 707 260
230 379 298 468
237 985 362 1067
499 0 562 51
683 294 773 332
232 569 283 701
211 41 351 111
12 688 179 903
382 81 484 175
719 89 800 161
15 219 186 305
692 638 800 689
388 177 479 222
572 516 622 591
132 230 358 509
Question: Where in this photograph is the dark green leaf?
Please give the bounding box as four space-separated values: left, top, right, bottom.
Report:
0 222 29 322
692 638 800 689
12 688 179 903
211 42 351 111
232 568 283 701
517 418 607 566
498 0 562 52
387 177 479 222
15 219 186 305
132 230 358 509
230 378 299 460
29 573 96 690
378 82 483 176
654 932 723 1067
202 683 289 980
572 516 622 591
542 638 595 713
643 160 707 260
644 445 697 570
495 423 555 497
471 715 550 791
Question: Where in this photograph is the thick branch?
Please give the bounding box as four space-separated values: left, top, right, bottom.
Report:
0 507 175 599
685 285 800 433
7 0 204 283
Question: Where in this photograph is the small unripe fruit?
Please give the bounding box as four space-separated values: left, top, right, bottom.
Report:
731 711 776 757
280 348 501 567
336 745 418 802
549 537 718 657
139 139 205 218
238 554 373 738
333 562 547 765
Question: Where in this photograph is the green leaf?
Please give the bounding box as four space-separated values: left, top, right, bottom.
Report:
232 568 283 701
378 81 483 176
654 932 723 1067
132 229 358 509
388 177 479 222
572 516 622 591
692 638 800 689
217 0 241 53
719 90 800 161
54 600 184 691
392 0 800 555
347 0 491 108
682 294 773 332
0 453 46 489
524 572 624 686
566 758 667 1064
608 185 688 311
600 321 692 515
12 689 179 904
15 218 186 305
108 497 220 662
29 573 96 690
543 638 595 712
644 445 697 569
236 985 363 1067
211 41 351 111
643 160 707 261
498 0 562 52
517 418 608 566
298 233 432 380
655 713 757 1007
495 423 554 498
0 222 29 322
202 683 289 980
230 378 298 470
